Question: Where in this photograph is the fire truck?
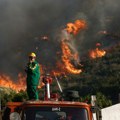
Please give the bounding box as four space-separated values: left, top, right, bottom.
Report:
2 74 102 120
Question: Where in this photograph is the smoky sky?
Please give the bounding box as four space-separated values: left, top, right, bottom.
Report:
0 0 120 79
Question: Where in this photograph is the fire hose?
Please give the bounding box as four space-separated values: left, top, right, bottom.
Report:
53 73 63 93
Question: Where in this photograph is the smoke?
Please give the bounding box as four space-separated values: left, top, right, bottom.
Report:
0 0 120 79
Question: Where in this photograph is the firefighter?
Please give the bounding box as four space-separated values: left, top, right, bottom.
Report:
25 52 40 100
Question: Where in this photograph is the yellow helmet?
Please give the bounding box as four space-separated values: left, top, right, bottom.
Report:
29 52 36 57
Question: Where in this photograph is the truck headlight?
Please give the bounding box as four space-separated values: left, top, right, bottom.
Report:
10 112 21 120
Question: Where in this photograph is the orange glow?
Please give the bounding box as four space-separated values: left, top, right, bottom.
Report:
89 48 106 59
98 30 108 35
51 70 67 77
61 41 82 74
66 20 87 35
96 42 101 47
0 73 26 92
52 71 62 76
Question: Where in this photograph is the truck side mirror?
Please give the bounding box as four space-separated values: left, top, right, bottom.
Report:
10 112 21 120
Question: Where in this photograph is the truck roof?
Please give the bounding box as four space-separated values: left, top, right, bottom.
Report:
7 100 90 108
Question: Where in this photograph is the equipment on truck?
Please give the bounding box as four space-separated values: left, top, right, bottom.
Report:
42 74 52 100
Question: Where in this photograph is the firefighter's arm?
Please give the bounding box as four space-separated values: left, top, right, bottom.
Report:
37 82 45 89
37 75 45 89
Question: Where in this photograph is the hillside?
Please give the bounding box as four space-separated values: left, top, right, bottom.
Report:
60 43 120 104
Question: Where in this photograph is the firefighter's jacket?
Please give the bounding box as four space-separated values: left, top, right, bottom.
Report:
26 61 40 86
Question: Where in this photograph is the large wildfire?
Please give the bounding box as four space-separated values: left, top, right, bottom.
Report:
0 19 107 92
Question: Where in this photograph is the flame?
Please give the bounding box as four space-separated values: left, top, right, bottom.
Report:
59 19 87 74
0 73 26 92
89 47 106 59
61 40 82 74
66 19 87 35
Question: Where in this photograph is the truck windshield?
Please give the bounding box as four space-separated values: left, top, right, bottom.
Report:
24 106 89 120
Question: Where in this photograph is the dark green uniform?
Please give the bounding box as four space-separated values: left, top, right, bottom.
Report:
26 61 40 100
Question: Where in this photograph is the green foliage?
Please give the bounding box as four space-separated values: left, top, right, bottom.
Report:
0 88 16 107
0 88 28 107
96 92 112 108
12 90 28 102
79 92 112 108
